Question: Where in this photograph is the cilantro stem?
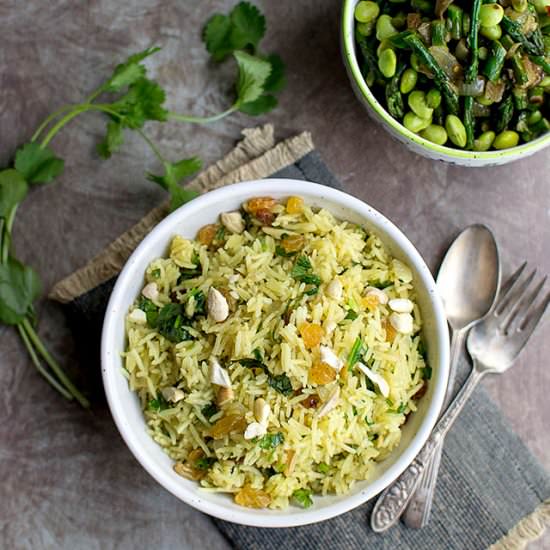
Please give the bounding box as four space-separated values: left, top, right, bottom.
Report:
39 106 90 148
17 324 74 400
134 128 168 166
21 318 90 408
1 205 18 264
168 107 237 124
31 104 76 142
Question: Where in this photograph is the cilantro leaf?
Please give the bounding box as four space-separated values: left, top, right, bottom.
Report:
97 121 124 159
263 53 286 93
268 373 293 396
156 303 193 343
147 157 202 211
203 14 234 62
148 394 169 411
292 488 313 509
291 256 313 278
275 245 296 258
195 456 216 470
138 296 159 327
111 78 168 128
344 309 358 321
233 50 271 107
101 47 161 93
0 258 41 325
347 337 363 370
0 169 28 218
422 366 432 380
14 143 64 185
239 94 277 116
201 402 218 420
258 432 284 449
316 462 330 474
229 1 266 52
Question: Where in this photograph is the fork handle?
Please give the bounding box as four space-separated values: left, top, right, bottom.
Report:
403 328 466 528
370 366 485 532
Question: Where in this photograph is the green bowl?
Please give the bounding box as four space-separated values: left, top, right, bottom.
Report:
341 0 550 166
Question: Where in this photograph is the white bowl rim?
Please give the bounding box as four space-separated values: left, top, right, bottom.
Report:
341 0 550 161
101 179 450 527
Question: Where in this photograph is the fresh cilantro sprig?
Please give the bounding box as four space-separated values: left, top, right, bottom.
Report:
0 1 284 407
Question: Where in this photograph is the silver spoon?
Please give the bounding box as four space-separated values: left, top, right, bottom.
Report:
372 224 500 531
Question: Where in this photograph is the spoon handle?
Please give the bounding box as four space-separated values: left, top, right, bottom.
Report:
370 367 484 532
402 328 466 528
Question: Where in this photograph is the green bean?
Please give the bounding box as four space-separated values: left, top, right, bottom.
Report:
465 0 482 83
400 68 418 94
529 86 544 105
510 52 529 86
378 48 397 78
420 124 448 145
512 87 529 110
464 97 475 150
426 88 442 109
479 4 504 27
529 55 550 73
354 1 380 23
386 62 407 119
445 115 467 147
397 31 460 115
502 16 544 55
408 90 434 119
493 130 519 149
403 112 432 133
376 15 398 41
480 25 502 41
431 20 447 47
495 94 514 134
483 40 507 81
473 131 496 151
447 5 463 40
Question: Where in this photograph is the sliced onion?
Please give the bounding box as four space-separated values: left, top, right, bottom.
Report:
485 80 505 103
459 76 486 97
472 102 491 117
435 0 455 18
429 46 463 83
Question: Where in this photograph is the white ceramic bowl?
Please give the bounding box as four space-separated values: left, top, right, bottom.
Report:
341 0 550 167
101 179 449 527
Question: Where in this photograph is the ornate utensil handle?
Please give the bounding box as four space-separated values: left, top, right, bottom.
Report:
403 328 466 528
370 367 484 532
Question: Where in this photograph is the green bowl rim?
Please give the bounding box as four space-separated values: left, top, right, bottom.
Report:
341 0 550 160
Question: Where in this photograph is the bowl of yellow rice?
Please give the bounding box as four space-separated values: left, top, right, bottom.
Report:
101 179 449 527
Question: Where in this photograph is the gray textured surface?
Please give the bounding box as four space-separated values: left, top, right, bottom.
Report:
0 1 548 549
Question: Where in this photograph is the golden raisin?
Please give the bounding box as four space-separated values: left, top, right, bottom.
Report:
286 196 304 214
254 208 275 226
197 224 218 246
245 197 277 214
361 294 379 310
281 234 305 253
235 485 272 508
299 322 324 348
309 361 337 385
173 459 205 481
385 320 397 343
301 394 320 409
207 414 247 439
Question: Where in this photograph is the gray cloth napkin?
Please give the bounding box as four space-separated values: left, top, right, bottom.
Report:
50 128 550 550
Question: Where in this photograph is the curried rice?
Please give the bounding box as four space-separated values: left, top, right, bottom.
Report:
123 196 429 510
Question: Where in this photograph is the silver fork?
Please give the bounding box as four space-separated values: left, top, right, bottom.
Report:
371 263 549 532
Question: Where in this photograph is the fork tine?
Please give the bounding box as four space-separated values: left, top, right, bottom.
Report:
500 270 539 332
519 290 550 335
494 262 528 317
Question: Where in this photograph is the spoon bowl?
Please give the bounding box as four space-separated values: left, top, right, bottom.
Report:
437 224 501 331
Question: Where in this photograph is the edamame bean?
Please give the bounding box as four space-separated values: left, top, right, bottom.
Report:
377 39 392 56
426 88 442 109
478 46 489 60
420 124 448 145
473 131 496 151
480 4 504 27
376 15 398 41
408 90 434 119
493 130 519 149
354 1 380 23
400 68 418 94
512 0 528 12
480 24 502 40
378 48 397 78
540 75 550 88
532 0 550 15
403 112 432 133
445 115 467 148
410 52 421 72
357 21 375 36
477 95 494 106
528 110 542 125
